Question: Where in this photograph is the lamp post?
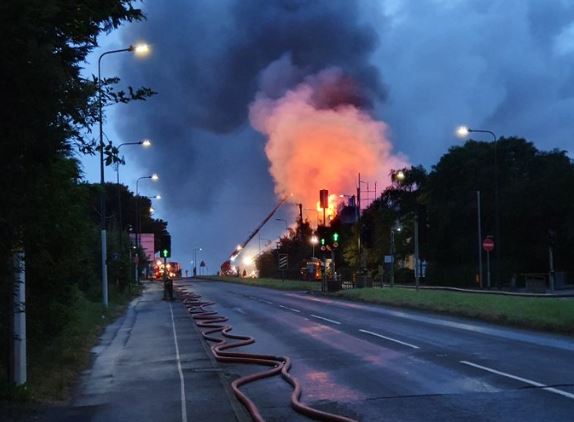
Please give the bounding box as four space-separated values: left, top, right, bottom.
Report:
275 218 288 232
135 174 158 282
310 235 319 259
457 126 500 287
98 43 150 307
193 247 202 277
115 140 152 256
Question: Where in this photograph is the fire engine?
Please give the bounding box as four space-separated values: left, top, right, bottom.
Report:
153 260 182 280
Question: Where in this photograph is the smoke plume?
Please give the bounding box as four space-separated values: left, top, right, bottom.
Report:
250 65 407 212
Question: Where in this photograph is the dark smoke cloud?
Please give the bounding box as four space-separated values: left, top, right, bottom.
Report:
115 0 384 265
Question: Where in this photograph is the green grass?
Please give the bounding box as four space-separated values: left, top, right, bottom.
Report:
334 288 574 335
203 276 573 334
25 286 140 402
201 275 321 291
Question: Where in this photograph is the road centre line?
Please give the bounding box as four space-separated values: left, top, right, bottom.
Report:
311 314 341 325
359 329 420 349
460 360 574 400
278 304 301 313
169 303 188 422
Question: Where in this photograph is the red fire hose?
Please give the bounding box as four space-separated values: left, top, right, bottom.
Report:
176 288 357 422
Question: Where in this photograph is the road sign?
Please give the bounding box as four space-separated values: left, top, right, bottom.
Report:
278 254 288 270
483 237 495 252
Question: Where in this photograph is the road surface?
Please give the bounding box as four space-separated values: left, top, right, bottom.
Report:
178 279 574 421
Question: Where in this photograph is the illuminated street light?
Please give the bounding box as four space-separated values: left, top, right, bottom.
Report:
97 43 151 307
243 256 253 266
193 247 203 276
310 235 319 259
456 125 470 138
142 139 152 147
132 42 151 57
135 174 160 283
455 124 500 288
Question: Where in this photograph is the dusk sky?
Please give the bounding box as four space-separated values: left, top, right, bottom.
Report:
80 0 574 273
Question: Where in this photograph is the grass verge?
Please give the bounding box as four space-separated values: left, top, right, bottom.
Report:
200 275 321 291
334 287 574 335
24 285 141 402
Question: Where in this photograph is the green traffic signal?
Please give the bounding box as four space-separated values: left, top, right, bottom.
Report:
162 249 169 257
332 232 339 242
321 238 325 246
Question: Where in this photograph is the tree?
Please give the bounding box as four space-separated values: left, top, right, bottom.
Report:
0 0 148 389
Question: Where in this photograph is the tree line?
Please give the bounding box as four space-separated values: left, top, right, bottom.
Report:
257 138 574 288
0 0 166 391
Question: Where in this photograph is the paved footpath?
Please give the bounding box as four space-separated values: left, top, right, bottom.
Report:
38 281 246 422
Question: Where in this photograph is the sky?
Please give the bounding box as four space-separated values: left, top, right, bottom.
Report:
81 0 574 274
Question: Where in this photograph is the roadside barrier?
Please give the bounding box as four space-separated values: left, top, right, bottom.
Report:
175 287 357 422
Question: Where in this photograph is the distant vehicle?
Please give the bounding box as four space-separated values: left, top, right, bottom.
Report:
153 260 182 279
220 260 237 276
300 258 323 281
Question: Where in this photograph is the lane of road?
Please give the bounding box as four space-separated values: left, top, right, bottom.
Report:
179 279 574 421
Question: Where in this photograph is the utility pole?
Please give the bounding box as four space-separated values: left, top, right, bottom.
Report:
10 249 26 385
391 230 396 287
476 191 483 288
414 215 420 290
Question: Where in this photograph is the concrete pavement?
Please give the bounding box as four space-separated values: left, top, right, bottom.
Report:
37 281 246 422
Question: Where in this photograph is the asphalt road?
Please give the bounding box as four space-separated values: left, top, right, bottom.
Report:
178 279 574 422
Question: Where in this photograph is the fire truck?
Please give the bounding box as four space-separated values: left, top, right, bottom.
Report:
153 260 182 280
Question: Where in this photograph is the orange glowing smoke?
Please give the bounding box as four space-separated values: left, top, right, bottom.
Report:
250 68 408 224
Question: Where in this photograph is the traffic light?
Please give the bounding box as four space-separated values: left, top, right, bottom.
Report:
159 234 171 258
332 232 339 248
321 237 326 246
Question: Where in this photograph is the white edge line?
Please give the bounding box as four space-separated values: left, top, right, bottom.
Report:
279 304 288 309
460 360 574 400
310 314 341 325
169 303 188 422
359 329 420 349
288 307 301 313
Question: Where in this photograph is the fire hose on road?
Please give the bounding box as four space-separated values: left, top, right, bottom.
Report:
176 287 357 422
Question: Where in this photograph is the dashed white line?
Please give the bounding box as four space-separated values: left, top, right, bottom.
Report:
261 300 273 305
460 360 574 400
359 329 420 349
311 314 341 325
278 304 301 313
169 303 188 422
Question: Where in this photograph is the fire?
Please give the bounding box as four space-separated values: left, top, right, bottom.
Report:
316 194 338 225
250 67 408 226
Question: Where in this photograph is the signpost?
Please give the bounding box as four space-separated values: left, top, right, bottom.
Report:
278 253 288 282
483 237 495 288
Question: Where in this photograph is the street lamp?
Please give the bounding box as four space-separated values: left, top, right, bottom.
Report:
193 247 203 277
115 139 152 245
310 235 319 259
457 125 500 287
97 43 151 307
275 218 288 231
135 174 159 282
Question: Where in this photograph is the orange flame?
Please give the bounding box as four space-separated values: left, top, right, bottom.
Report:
250 68 408 226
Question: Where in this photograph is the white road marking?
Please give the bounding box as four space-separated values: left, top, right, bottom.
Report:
261 300 273 305
278 304 301 313
233 307 246 314
169 303 188 422
311 314 341 325
359 329 420 349
460 360 574 400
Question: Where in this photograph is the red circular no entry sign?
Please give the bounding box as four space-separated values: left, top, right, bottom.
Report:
483 238 495 252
